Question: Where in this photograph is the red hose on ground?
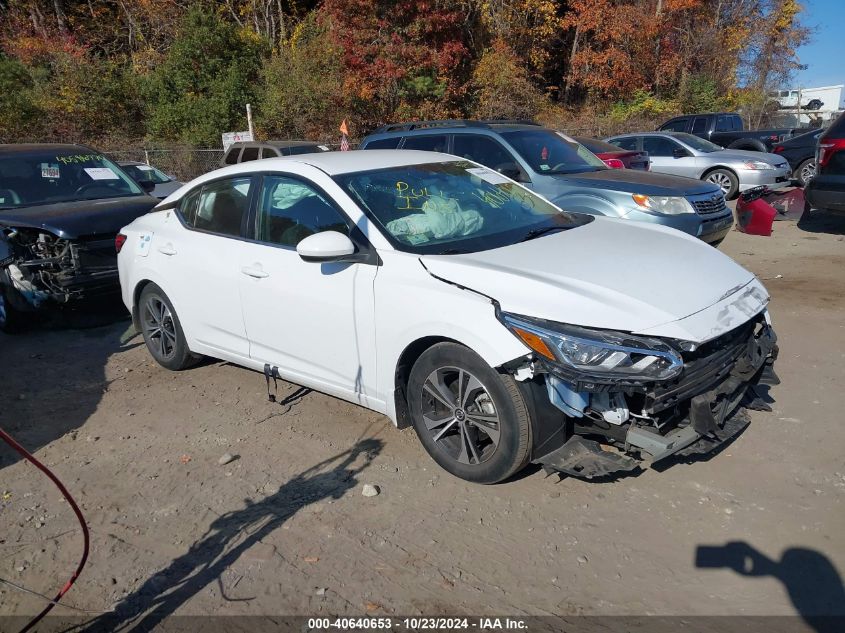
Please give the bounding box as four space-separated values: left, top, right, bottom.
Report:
0 426 90 633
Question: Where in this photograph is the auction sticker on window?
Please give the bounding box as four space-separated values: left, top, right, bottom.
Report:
40 164 61 179
136 165 153 171
84 167 120 180
465 167 512 185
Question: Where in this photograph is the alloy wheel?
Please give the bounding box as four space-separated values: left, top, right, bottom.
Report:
706 172 733 195
420 366 501 466
142 295 178 361
800 161 816 185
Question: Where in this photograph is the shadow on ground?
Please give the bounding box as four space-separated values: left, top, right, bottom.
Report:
78 438 383 632
797 208 845 235
696 541 845 633
0 298 136 470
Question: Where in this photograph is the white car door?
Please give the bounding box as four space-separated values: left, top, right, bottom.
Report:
238 171 379 405
642 136 697 177
153 176 253 359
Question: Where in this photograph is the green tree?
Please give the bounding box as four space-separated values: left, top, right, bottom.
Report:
142 7 268 146
256 12 345 140
470 39 542 120
0 55 42 141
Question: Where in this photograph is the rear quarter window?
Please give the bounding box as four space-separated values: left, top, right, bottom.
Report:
223 148 240 165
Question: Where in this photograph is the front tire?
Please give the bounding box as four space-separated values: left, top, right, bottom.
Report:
407 342 532 484
704 168 739 199
0 283 26 334
138 283 195 370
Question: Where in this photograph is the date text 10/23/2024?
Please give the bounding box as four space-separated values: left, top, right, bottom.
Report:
307 617 529 631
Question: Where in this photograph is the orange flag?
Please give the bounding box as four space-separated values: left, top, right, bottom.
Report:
339 119 349 136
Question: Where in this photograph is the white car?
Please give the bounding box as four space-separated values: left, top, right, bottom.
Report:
117 151 778 484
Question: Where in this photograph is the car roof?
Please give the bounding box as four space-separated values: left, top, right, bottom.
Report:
229 140 322 149
158 150 464 207
365 120 543 137
0 143 90 156
241 150 457 175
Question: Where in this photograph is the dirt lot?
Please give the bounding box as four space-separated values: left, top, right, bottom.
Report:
1 207 844 629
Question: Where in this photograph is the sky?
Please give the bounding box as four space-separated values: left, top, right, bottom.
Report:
793 0 845 89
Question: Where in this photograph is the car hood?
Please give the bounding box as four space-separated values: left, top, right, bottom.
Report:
554 168 718 196
709 149 788 166
0 195 158 239
420 217 767 344
153 181 183 199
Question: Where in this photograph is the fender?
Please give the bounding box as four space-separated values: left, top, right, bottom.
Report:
550 193 621 218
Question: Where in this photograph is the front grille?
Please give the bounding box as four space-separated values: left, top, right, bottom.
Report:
644 316 763 414
691 195 728 215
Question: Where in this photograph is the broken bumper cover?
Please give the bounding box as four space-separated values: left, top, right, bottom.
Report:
535 321 778 479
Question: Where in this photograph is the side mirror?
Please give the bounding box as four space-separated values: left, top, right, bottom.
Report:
137 179 156 193
496 163 527 182
672 148 689 159
296 231 356 263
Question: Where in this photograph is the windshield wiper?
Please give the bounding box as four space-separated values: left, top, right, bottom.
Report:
520 226 568 242
437 248 468 255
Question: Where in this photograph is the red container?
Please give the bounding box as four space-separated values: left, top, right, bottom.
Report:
736 187 777 236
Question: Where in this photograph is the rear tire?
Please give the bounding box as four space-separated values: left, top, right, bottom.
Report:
795 158 816 187
407 342 532 484
138 283 196 370
704 168 739 199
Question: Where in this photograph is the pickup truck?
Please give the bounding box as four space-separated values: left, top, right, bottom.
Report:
658 112 795 152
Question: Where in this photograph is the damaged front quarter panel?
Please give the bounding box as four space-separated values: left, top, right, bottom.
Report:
0 225 118 308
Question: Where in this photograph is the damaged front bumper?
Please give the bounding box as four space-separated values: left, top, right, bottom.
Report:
529 315 778 479
1 229 119 310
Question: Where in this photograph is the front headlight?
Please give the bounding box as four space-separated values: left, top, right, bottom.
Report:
499 312 683 387
631 194 695 215
743 160 774 170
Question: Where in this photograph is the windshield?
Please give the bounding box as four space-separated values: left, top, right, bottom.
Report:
334 161 592 255
501 130 606 174
673 133 723 153
122 164 172 184
0 151 143 209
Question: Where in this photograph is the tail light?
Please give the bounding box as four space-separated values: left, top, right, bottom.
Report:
115 233 127 253
773 145 784 153
603 158 625 169
818 138 845 168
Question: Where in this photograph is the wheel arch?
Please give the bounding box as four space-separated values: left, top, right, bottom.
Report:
701 164 739 180
727 139 766 152
393 336 464 428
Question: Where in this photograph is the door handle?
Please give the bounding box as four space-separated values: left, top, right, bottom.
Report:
158 243 177 256
241 266 269 279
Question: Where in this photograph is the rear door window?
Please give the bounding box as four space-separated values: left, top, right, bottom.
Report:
401 135 449 152
661 118 689 132
261 147 278 159
223 148 241 165
192 177 253 237
692 117 708 134
240 147 259 162
363 137 402 149
609 137 640 151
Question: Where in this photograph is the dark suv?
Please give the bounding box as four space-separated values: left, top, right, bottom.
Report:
804 112 845 216
360 120 734 245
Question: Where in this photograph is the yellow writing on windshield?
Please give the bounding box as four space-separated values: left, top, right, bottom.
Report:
56 154 105 165
395 181 430 210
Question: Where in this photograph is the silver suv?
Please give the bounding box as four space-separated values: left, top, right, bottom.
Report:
360 121 735 246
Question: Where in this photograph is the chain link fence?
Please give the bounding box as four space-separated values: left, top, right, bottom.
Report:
107 148 225 182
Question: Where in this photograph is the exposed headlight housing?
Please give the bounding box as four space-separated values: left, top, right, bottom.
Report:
631 194 695 215
499 312 684 389
742 160 774 170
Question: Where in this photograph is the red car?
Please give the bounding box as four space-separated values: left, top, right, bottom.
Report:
575 137 650 170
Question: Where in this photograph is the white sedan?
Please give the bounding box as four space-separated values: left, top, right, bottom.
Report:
118 151 778 484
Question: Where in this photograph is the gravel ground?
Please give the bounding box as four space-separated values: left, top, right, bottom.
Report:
1 207 844 629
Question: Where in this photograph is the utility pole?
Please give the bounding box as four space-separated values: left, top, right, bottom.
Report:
246 103 254 139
